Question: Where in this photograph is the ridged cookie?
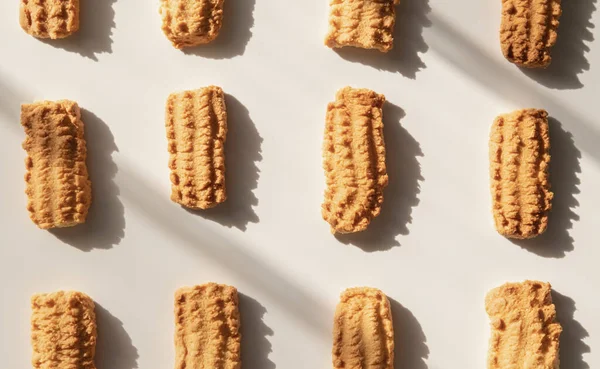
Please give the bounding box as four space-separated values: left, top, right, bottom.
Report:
333 287 394 369
166 86 227 209
485 281 561 369
500 0 562 68
323 87 388 234
174 283 241 369
489 109 552 239
19 0 80 39
160 0 225 49
21 100 92 229
31 291 97 369
325 0 400 52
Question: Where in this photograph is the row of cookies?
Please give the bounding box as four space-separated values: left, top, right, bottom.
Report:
29 280 560 369
19 0 561 67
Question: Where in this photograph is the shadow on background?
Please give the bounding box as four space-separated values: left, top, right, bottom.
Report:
183 0 256 59
521 0 596 89
95 303 139 369
552 291 590 369
186 95 262 231
240 293 275 369
337 103 423 251
511 117 581 258
333 0 431 78
389 298 429 369
41 0 118 60
51 109 125 250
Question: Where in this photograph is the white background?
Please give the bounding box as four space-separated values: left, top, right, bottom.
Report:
0 0 598 368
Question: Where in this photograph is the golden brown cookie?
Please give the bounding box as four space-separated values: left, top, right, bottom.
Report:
325 0 400 52
174 283 241 369
160 0 225 49
489 109 552 239
322 87 388 234
166 86 227 209
333 287 394 369
485 281 561 369
21 100 92 229
19 0 80 39
31 291 97 369
500 0 562 68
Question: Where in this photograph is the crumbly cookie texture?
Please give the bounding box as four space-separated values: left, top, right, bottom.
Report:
333 287 394 369
500 0 562 67
21 100 92 229
174 283 241 369
489 109 552 239
31 291 97 369
19 0 80 39
160 0 225 49
322 87 388 234
166 86 227 210
485 281 562 369
325 0 400 52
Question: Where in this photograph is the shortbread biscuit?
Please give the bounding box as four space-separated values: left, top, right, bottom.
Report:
500 0 562 68
489 109 552 239
174 283 241 369
166 86 227 209
21 100 92 229
160 0 225 49
485 281 561 369
31 291 97 369
322 87 388 234
333 287 394 369
19 0 80 39
325 0 400 52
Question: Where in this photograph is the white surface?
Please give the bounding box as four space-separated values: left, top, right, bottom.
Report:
0 0 599 368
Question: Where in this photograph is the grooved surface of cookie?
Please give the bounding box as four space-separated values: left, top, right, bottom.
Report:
325 0 400 52
485 281 562 369
333 287 394 369
19 0 80 39
166 86 227 209
31 291 97 369
160 0 225 49
489 109 552 239
322 87 388 234
500 0 562 68
21 100 92 229
174 283 241 369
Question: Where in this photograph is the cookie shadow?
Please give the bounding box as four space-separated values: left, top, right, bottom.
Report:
40 0 118 60
332 0 431 78
521 0 596 89
510 117 581 258
336 102 423 251
388 298 429 369
95 303 139 369
239 293 275 369
552 291 590 369
185 94 262 231
51 109 125 250
182 0 256 59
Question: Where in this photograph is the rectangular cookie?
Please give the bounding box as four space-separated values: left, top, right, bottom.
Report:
485 281 562 369
174 283 241 369
166 86 228 209
21 100 92 229
325 0 400 52
489 109 552 239
31 291 97 369
500 0 562 67
333 287 394 369
160 0 225 49
322 87 388 234
19 0 80 39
